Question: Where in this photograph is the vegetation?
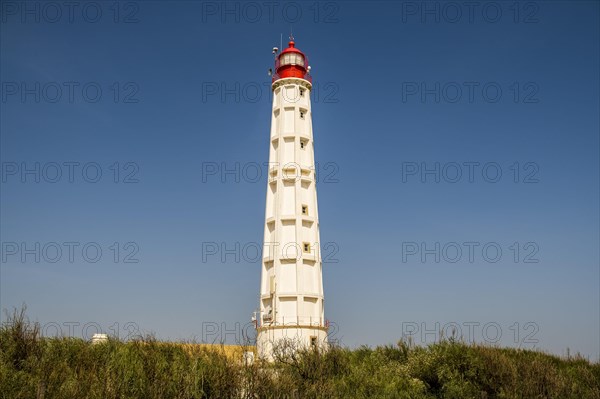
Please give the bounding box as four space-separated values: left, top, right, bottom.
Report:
1 308 599 399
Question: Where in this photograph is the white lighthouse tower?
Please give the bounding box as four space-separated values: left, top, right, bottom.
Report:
256 38 328 359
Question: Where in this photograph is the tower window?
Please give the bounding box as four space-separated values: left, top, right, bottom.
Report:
300 88 305 97
303 243 311 253
310 336 317 347
301 205 308 215
300 140 306 149
299 111 305 119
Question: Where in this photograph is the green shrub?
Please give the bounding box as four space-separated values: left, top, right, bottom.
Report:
1 308 598 398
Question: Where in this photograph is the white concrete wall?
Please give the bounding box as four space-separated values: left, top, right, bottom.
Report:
257 326 329 360
257 78 327 360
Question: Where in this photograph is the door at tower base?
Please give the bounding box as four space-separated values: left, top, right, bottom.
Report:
257 326 329 360
256 39 328 361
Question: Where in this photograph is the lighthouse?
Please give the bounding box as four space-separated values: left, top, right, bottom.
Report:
256 38 328 359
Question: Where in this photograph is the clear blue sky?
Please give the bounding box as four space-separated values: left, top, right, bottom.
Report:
1 1 598 359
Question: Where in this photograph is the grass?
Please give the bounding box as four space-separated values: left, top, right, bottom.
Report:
1 308 598 399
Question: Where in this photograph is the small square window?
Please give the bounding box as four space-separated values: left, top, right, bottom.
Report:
303 243 310 253
310 336 317 347
300 88 305 97
300 140 306 149
301 205 308 215
300 110 305 119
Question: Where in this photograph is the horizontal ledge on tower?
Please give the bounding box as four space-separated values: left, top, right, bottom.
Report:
280 133 311 141
261 253 319 263
260 293 324 300
273 216 319 226
302 293 324 300
256 324 328 332
276 253 318 262
276 292 299 297
271 77 312 91
300 253 317 262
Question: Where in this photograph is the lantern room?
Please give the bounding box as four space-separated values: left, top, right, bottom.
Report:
272 40 311 83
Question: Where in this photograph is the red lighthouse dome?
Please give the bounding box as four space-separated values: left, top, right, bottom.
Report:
272 39 311 83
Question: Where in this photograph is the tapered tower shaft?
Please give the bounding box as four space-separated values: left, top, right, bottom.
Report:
256 39 327 359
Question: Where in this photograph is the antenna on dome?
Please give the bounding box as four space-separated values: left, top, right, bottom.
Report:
290 26 294 41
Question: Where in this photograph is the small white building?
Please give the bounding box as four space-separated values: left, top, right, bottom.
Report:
91 333 108 344
256 38 328 360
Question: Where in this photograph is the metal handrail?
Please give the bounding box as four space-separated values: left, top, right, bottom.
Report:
257 316 328 329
